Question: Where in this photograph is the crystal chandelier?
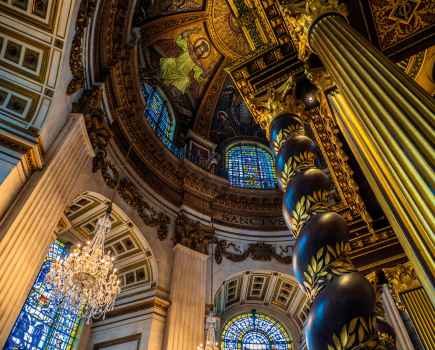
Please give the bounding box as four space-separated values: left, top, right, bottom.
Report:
47 206 120 323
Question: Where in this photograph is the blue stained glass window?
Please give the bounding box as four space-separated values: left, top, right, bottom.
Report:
5 241 82 350
221 311 291 350
142 83 184 158
226 143 277 189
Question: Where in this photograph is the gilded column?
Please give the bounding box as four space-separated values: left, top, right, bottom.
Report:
280 0 434 296
0 114 94 347
164 244 208 350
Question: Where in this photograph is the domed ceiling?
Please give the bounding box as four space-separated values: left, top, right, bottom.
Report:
92 0 432 237
135 0 267 151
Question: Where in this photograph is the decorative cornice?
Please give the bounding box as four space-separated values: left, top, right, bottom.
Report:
215 240 292 265
173 213 215 254
76 86 171 240
67 0 98 95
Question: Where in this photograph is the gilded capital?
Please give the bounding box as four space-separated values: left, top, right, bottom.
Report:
383 263 421 310
279 0 347 61
249 75 305 138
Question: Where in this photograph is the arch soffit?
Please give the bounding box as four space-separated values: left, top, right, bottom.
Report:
214 270 309 334
57 191 159 292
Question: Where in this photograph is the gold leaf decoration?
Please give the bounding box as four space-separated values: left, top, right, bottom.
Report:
273 124 305 155
291 190 329 237
281 151 316 191
326 316 377 350
302 243 355 301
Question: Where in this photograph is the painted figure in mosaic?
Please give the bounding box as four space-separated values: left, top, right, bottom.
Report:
160 29 210 94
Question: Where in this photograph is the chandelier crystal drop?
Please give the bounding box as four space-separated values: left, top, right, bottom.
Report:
47 211 121 323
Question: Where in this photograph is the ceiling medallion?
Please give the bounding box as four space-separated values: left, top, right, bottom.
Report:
47 206 120 322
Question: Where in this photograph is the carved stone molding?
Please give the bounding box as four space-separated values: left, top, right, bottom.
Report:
76 86 171 240
173 214 215 254
214 240 292 265
67 0 98 95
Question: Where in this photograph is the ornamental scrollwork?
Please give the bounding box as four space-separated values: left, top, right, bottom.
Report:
279 0 347 61
67 0 98 95
383 263 421 311
173 214 215 254
250 75 305 137
214 240 292 265
79 86 171 240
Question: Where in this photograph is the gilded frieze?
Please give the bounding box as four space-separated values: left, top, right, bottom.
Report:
369 0 435 50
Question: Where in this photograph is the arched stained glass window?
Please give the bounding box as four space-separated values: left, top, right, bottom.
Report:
221 311 291 350
226 143 277 189
5 241 82 350
142 83 184 158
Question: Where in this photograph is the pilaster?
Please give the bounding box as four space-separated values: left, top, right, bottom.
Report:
164 244 208 350
0 113 94 347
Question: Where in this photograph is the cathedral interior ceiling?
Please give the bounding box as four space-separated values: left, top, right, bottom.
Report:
78 0 433 261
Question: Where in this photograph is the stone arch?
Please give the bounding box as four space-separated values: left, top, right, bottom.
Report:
56 191 159 293
214 269 309 346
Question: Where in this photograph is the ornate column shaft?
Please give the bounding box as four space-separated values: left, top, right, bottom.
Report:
0 114 94 347
305 10 434 296
164 244 208 350
251 78 378 350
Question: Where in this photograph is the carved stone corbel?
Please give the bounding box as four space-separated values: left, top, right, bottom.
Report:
173 214 215 254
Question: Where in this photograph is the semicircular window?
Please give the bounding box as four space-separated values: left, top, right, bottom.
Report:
142 83 184 158
221 310 291 350
226 143 277 189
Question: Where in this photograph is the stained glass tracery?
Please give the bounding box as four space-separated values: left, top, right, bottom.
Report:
142 83 184 158
226 143 277 189
221 311 292 350
5 241 82 350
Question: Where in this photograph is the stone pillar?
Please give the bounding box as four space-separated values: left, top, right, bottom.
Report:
0 114 94 347
307 12 434 296
164 244 208 350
